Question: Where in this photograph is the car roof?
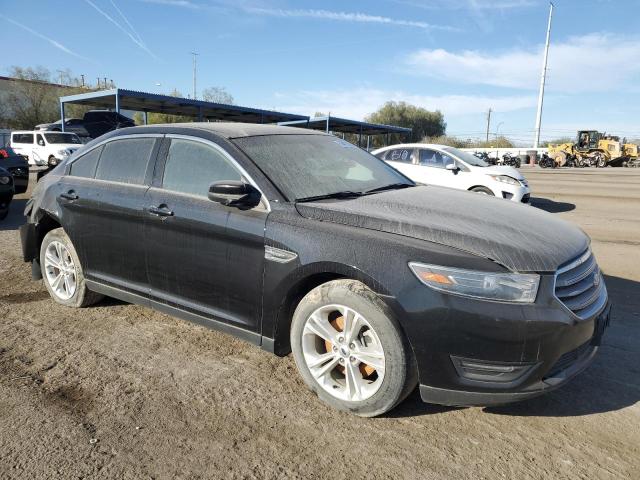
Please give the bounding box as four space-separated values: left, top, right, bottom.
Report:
371 143 457 154
113 122 327 140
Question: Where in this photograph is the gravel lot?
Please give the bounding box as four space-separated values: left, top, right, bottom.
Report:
1 168 639 479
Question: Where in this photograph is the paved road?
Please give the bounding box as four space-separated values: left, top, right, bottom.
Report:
1 169 638 479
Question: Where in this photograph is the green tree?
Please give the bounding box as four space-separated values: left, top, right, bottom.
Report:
365 101 446 147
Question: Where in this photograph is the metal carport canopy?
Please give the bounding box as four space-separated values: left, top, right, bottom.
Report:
278 115 412 136
58 88 309 124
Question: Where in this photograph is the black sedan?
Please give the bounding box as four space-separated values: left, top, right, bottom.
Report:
0 166 14 220
0 146 29 194
19 123 610 416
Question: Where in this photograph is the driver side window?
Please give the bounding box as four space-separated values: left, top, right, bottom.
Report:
419 149 455 169
161 138 242 197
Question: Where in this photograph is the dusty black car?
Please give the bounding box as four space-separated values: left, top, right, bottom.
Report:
0 146 29 194
0 166 15 220
20 123 610 416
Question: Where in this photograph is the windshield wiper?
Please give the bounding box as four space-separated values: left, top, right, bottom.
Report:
363 183 414 195
296 190 364 203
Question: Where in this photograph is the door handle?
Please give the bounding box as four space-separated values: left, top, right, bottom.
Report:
147 205 174 217
59 191 79 201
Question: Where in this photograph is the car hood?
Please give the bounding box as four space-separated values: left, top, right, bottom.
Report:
479 164 524 180
52 144 81 150
295 186 588 272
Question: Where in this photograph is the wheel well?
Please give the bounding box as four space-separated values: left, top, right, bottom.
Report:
272 272 347 356
36 213 61 255
468 185 489 191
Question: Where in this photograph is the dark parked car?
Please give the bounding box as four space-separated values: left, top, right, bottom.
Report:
0 146 29 194
20 123 610 416
35 110 135 140
0 166 15 220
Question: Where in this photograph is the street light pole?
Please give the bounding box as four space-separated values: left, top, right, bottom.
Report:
191 52 199 100
533 2 554 148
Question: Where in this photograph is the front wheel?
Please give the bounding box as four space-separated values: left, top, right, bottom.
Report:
48 156 59 167
290 280 417 417
40 228 103 307
470 186 494 195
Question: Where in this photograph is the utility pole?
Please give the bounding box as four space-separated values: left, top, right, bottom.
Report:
533 2 554 148
191 52 199 100
80 74 85 87
485 108 492 143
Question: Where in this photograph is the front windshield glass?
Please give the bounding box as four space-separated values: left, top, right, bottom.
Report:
44 133 82 144
442 146 488 167
233 135 413 201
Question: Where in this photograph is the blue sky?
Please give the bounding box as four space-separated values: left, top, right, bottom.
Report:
2 0 640 144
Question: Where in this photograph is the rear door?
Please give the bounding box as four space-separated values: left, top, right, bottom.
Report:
416 148 457 187
144 135 268 332
60 135 161 295
33 133 48 164
383 148 422 179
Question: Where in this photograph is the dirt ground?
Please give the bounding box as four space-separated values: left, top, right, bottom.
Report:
1 168 639 480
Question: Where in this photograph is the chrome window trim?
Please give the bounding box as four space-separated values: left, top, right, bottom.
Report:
164 133 271 212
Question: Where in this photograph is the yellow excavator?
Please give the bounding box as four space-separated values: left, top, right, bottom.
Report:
548 130 638 167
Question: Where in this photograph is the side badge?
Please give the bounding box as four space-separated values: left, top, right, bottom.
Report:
265 246 298 263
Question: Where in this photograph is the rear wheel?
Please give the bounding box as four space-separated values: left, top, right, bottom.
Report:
48 156 59 167
470 186 494 195
553 152 567 167
290 279 417 417
40 228 103 307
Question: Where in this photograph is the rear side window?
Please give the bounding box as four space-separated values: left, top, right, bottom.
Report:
161 139 242 197
386 148 414 163
69 146 103 178
12 133 34 144
95 138 155 184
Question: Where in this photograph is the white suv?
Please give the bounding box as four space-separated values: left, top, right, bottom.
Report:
372 144 530 203
10 131 83 167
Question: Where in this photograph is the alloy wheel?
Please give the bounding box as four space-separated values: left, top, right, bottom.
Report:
44 241 77 300
301 304 386 402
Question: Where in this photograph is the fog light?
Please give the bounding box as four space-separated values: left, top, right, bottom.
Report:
502 191 514 200
451 356 537 383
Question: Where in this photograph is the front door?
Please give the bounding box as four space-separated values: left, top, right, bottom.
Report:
33 133 48 165
144 136 268 332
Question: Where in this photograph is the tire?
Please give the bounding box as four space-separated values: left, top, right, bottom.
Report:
290 279 418 417
0 208 8 220
470 186 494 196
553 152 567 167
596 156 607 168
48 156 59 167
40 228 103 308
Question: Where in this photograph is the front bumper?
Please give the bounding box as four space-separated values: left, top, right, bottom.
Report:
493 184 530 203
389 275 610 407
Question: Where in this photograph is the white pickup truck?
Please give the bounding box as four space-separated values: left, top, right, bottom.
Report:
10 131 83 167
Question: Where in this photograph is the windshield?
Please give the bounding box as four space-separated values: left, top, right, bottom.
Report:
233 135 413 201
44 133 82 144
442 146 488 167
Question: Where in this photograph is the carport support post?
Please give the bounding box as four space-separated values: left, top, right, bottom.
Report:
115 90 120 114
59 101 66 132
197 107 203 122
358 125 362 148
366 135 370 151
143 111 148 125
326 116 330 133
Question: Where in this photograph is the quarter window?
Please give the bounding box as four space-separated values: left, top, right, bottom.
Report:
94 138 155 184
161 139 242 197
69 146 103 178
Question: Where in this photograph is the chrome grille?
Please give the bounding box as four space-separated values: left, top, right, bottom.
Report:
555 250 607 319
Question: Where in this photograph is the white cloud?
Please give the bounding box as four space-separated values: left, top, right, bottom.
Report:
394 0 537 10
244 8 457 31
272 88 536 120
406 33 640 92
139 0 201 8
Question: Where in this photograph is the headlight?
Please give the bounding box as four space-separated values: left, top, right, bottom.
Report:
409 262 540 303
0 175 11 185
490 175 521 186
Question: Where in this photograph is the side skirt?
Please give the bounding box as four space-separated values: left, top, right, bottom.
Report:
85 280 265 347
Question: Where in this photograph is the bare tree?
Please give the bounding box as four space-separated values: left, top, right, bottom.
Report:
201 86 234 105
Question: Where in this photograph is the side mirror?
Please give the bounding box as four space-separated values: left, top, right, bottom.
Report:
208 181 261 209
445 163 459 172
